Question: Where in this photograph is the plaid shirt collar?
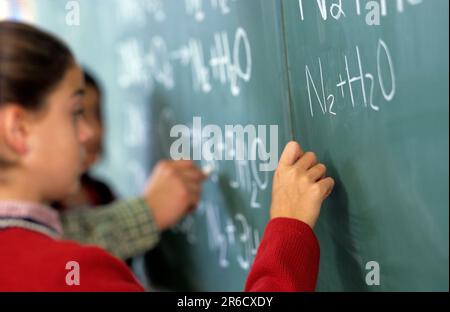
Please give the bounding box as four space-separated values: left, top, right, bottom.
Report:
0 201 62 238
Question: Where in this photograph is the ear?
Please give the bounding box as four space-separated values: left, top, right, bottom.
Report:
0 104 30 159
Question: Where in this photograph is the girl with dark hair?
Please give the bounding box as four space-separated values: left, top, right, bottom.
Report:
0 21 206 291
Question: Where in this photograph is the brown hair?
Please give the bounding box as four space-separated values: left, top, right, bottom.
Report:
0 21 75 167
0 21 75 110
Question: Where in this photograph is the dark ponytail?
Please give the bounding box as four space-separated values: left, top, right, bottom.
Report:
0 21 75 110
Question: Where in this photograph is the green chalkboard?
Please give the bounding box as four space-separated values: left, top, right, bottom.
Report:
281 0 449 291
27 0 448 291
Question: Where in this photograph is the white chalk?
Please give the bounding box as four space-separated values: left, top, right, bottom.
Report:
202 164 214 176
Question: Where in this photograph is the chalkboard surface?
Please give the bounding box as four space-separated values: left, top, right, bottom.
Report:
281 0 449 292
28 0 448 291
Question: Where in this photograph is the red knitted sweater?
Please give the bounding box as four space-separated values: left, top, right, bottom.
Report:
0 217 319 292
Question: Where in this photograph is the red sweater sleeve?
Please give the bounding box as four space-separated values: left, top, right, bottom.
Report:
245 218 320 292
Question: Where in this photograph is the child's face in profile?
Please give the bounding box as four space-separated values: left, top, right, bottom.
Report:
81 84 103 171
25 64 92 202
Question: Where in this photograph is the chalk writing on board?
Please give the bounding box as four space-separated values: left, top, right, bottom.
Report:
226 133 269 209
198 154 268 210
305 39 396 117
171 27 252 96
117 27 251 95
298 0 423 24
161 111 269 269
117 0 166 25
174 200 261 270
185 0 239 22
171 38 212 93
116 36 174 90
147 36 175 90
116 38 153 90
183 122 269 209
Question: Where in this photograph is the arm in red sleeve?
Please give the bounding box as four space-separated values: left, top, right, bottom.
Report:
245 217 320 292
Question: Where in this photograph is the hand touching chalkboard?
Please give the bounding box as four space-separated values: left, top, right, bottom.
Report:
245 141 335 291
270 142 335 229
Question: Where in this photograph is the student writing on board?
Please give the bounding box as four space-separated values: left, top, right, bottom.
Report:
0 21 334 291
55 70 168 261
49 68 208 261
